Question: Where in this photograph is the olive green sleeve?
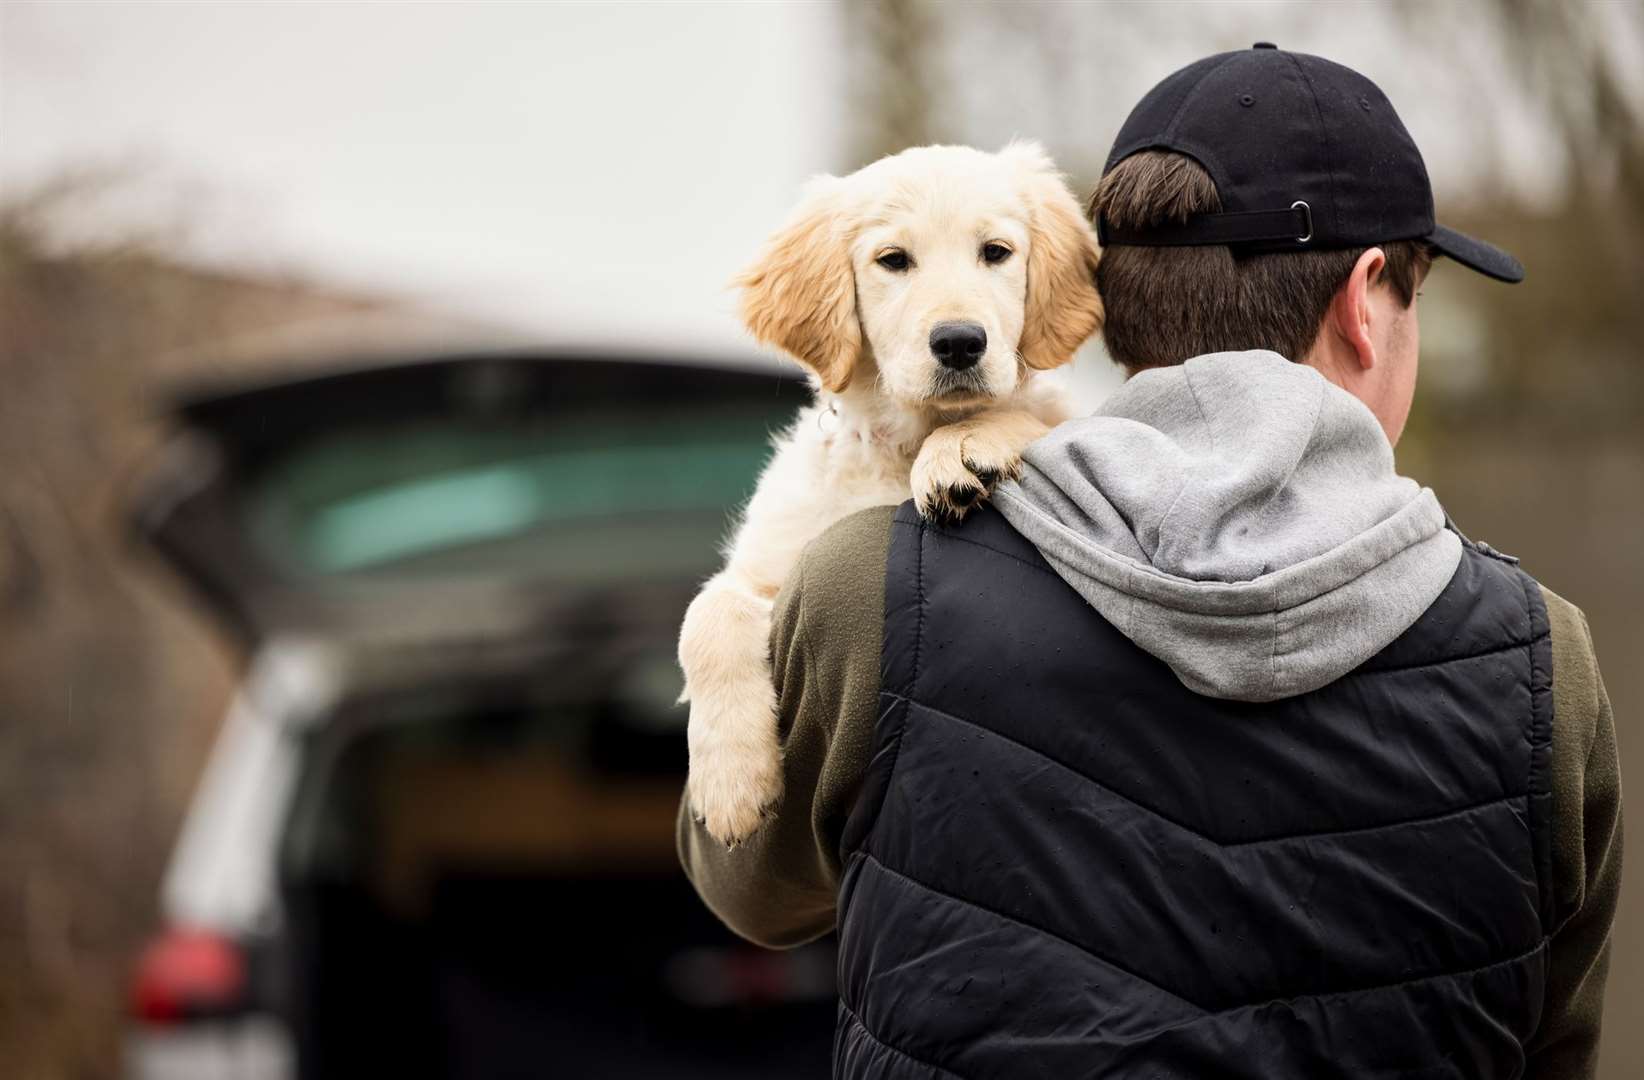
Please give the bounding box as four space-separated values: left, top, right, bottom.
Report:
1527 587 1624 1079
676 506 895 948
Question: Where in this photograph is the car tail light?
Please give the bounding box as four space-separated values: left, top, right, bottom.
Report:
663 944 835 1008
129 926 247 1024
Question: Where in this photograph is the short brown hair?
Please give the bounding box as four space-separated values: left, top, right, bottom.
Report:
1089 151 1432 371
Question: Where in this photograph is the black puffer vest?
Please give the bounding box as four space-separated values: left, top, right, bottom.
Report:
835 503 1553 1079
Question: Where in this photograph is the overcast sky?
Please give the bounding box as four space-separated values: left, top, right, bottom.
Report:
2 2 840 354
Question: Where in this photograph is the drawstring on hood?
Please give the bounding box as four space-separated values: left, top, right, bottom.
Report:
994 350 1462 702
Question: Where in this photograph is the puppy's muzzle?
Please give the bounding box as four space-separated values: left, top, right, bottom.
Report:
930 321 987 371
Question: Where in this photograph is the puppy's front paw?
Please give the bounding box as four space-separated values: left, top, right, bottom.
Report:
686 682 783 846
912 430 1021 524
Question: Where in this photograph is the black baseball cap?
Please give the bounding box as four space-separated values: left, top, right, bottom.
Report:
1097 43 1524 283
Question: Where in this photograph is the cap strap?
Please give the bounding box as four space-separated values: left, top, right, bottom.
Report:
1098 202 1313 247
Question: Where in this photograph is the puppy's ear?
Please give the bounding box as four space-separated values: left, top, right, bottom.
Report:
733 177 861 393
1004 141 1104 371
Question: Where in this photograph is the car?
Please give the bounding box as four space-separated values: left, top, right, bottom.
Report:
124 350 835 1079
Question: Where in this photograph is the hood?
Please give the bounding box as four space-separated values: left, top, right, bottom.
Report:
993 350 1462 702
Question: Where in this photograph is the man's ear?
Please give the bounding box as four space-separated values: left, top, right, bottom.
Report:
1004 140 1104 371
1330 246 1387 372
733 176 860 393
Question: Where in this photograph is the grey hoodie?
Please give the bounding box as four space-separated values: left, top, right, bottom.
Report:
994 350 1462 702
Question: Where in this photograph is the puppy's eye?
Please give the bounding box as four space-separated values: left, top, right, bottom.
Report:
981 242 1013 265
876 249 911 272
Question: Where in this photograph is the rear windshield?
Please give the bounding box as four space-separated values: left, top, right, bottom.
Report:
243 407 777 583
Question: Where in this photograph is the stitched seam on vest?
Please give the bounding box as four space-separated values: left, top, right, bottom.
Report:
839 999 972 1080
857 850 1208 1012
1519 568 1557 935
894 520 1055 580
912 521 926 700
1518 567 1557 1056
1354 634 1542 676
860 850 1548 1026
866 522 927 849
890 692 1524 848
1131 939 1548 1046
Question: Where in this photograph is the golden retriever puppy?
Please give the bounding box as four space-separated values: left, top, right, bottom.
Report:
679 142 1102 844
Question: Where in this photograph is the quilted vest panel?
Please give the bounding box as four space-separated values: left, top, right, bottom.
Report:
835 503 1552 1079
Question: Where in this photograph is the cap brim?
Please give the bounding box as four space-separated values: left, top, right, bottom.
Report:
1427 224 1524 283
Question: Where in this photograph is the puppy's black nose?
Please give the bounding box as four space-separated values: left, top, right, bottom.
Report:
929 321 987 370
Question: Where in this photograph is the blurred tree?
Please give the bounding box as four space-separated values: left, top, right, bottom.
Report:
841 0 943 165
1392 0 1644 430
0 172 389 1079
1487 0 1644 220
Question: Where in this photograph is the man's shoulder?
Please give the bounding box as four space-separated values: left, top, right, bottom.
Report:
1539 583 1603 742
800 504 899 588
779 503 900 618
772 504 897 651
1539 584 1592 648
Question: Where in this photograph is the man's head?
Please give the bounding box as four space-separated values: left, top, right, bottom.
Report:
1091 150 1432 442
1092 45 1522 444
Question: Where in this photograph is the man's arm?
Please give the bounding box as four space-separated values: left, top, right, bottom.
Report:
676 506 894 947
1528 588 1624 1079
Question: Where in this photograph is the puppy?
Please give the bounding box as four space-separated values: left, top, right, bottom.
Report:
680 142 1102 844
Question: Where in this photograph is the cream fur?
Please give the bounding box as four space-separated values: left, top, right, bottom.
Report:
681 142 1101 844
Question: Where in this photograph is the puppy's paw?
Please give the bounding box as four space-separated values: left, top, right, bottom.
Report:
685 682 783 846
912 430 1021 524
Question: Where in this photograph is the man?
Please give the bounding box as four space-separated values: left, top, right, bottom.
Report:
679 45 1621 1078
